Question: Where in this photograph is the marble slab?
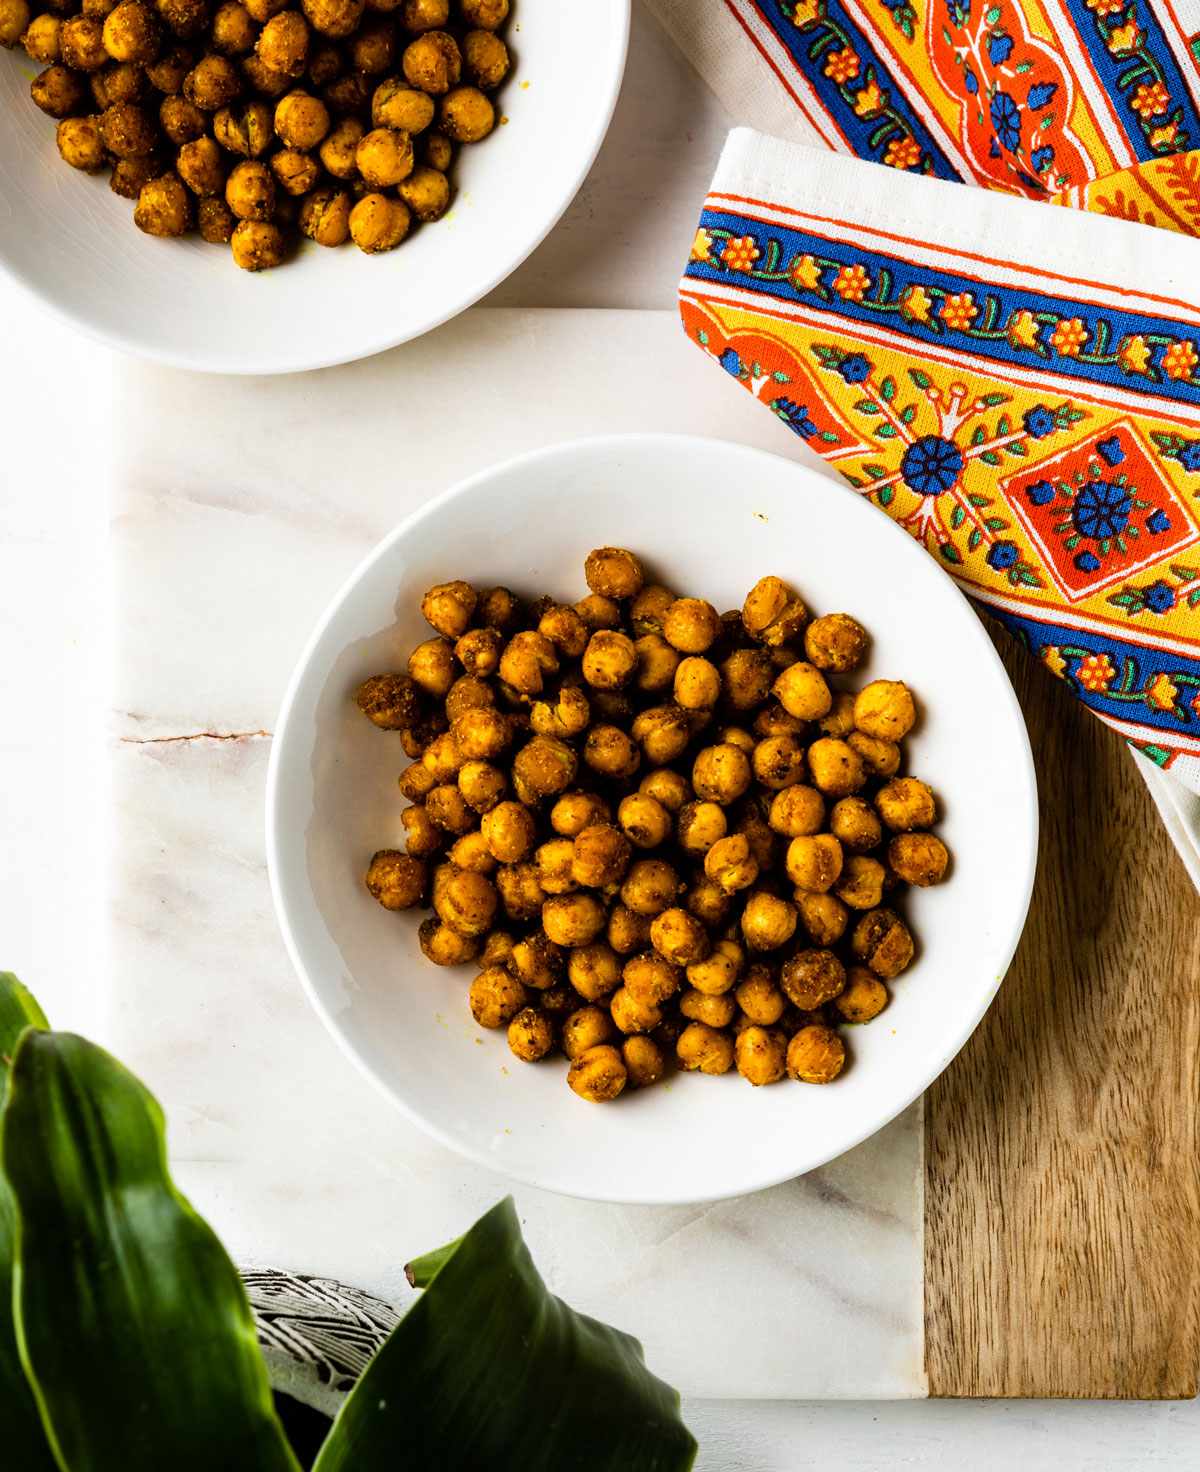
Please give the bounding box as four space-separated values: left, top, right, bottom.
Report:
110 306 926 1400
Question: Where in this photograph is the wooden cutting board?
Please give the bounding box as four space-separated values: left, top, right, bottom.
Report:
925 623 1200 1398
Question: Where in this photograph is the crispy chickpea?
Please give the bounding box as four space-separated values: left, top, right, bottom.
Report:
275 87 329 148
318 115 363 176
224 157 274 219
734 810 777 873
134 170 193 234
93 60 149 108
626 705 687 767
806 737 866 798
214 98 272 155
403 0 446 25
402 28 458 91
781 948 846 1010
102 1 160 61
22 14 62 63
398 760 437 802
461 26 507 88
356 125 413 186
31 63 86 119
676 1021 734 1075
144 41 192 91
632 635 679 695
421 128 452 170
460 0 506 25
685 875 733 930
568 942 622 1002
673 656 720 711
372 76 435 133
617 793 671 851
704 833 758 894
692 743 751 805
816 692 856 740
300 0 363 36
101 99 156 154
875 777 936 832
741 575 808 647
550 791 611 838
622 1035 665 1089
434 866 497 936
498 630 557 696
574 593 621 631
542 893 607 948
834 855 885 911
622 950 682 1006
772 661 831 721
350 17 393 72
510 930 565 990
620 858 681 917
583 724 640 780
662 597 720 655
804 613 868 672
787 1024 845 1084
480 800 535 862
494 861 545 922
511 735 576 806
1 0 29 47
539 984 578 1021
829 796 881 854
854 679 916 741
567 1044 626 1102
61 14 107 68
608 986 661 1036
751 734 805 792
735 965 786 1025
159 94 206 143
530 607 585 664
629 583 674 637
735 1025 788 1086
650 907 710 967
364 848 426 909
211 0 256 51
755 701 807 740
398 711 448 759
451 628 499 680
583 546 643 600
110 153 167 198
233 215 287 271
458 759 506 813
768 784 824 839
719 725 756 756
156 0 211 37
448 830 494 873
680 987 736 1028
452 709 510 763
562 1005 615 1060
740 892 797 953
321 66 369 111
418 916 479 966
443 676 491 723
272 147 320 195
184 53 241 108
477 929 515 970
528 687 587 742
606 902 650 955
508 1006 554 1062
56 115 107 171
686 938 742 996
349 191 410 251
406 638 456 699
178 135 225 195
581 630 636 691
846 733 900 782
785 833 843 893
888 832 948 887
571 822 631 888
425 782 474 834
440 82 495 142
849 907 914 978
833 966 888 1023
469 966 528 1028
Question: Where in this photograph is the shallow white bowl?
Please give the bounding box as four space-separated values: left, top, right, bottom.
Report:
267 433 1038 1204
0 2 628 373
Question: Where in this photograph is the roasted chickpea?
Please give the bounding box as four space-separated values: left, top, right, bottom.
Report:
211 0 256 51
31 63 86 118
401 27 458 91
398 760 437 802
178 135 225 195
223 158 273 221
679 987 736 1028
617 793 671 851
828 796 881 854
622 1035 665 1088
562 1005 615 1061
676 1021 733 1075
581 546 642 601
510 930 565 990
815 692 855 740
1 0 30 47
684 875 733 930
212 97 271 154
356 124 413 185
568 942 622 1002
184 52 240 108
433 866 496 936
608 986 661 1036
480 800 536 863
407 637 458 698
785 833 843 893
833 966 888 1023
364 848 426 909
453 708 511 762
606 902 651 955
508 1006 555 1062
477 929 515 970
300 0 364 36
650 907 710 967
145 40 192 90
232 219 285 276
425 782 474 834
60 14 107 68
271 147 319 195
372 76 435 132
448 830 495 873
498 630 557 695
629 583 674 637
93 59 150 107
583 724 640 780
875 777 936 832
734 1025 787 1085
458 759 506 812
469 966 528 1028
494 861 546 922
750 734 805 792
631 634 679 695
772 661 831 721
854 679 916 741
417 916 479 966
888 832 948 886
673 655 719 711
349 191 410 251
158 93 204 143
581 630 636 691
754 701 807 741
686 938 742 996
793 892 846 948
446 673 494 723
780 948 845 1010
318 114 363 176
704 833 758 894
735 965 786 1025
571 823 631 888
511 735 577 805
134 170 193 233
734 810 777 873
527 687 587 742
101 98 156 153
439 80 495 142
620 858 681 917
459 0 506 27
806 737 865 798
102 1 160 61
638 771 691 816
833 855 885 911
849 907 914 978
451 627 499 680
740 891 797 953
571 593 619 632
421 127 452 170
156 0 211 37
402 0 446 28
741 575 808 647
22 14 62 63
719 725 756 756
56 115 107 170
321 65 368 110
626 705 687 767
622 950 682 1006
804 613 868 672
461 25 507 89
398 710 448 758
110 152 167 197
768 784 824 838
662 597 720 655
568 1043 626 1102
692 743 751 805
550 791 611 838
847 733 902 782
349 16 393 72
787 1024 845 1084
542 892 607 948
274 87 329 148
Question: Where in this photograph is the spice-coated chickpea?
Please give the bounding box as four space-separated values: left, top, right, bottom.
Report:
499 630 559 695
692 743 752 805
806 737 866 798
94 60 150 108
401 803 441 859
674 655 720 710
620 858 681 917
742 576 808 647
508 1006 555 1062
772 661 832 721
719 725 755 756
398 711 448 759
511 735 577 805
417 579 475 641
528 687 588 741
349 192 410 252
542 892 608 948
56 115 107 170
458 759 506 812
684 875 734 930
574 593 622 632
22 14 62 63
156 0 215 34
425 782 474 834
144 41 192 92
254 8 307 73
735 1025 788 1085
622 950 683 1005
630 705 690 766
582 629 637 690
510 930 565 990
785 833 843 893
571 822 632 889
532 604 585 660
833 966 889 1023
618 793 671 850
662 597 720 655
534 838 579 895
562 1006 615 1060
32 63 87 119
418 916 480 966
734 810 777 872
751 734 805 791
787 1024 845 1084
0 0 30 47
583 724 640 780
754 701 807 740
676 1021 734 1075
847 731 902 780
448 830 495 873
854 679 916 741
350 17 394 72
650 907 710 967
494 862 546 922
211 0 256 51
816 692 856 739
61 13 107 68
101 98 156 154
272 148 320 195
402 27 459 90
477 929 515 970
568 942 622 1001
551 791 612 838
160 93 206 143
735 966 786 1025
300 0 364 36
407 642 458 704
607 902 651 954
768 784 824 838
225 158 274 218
452 627 499 680
794 889 850 946
178 135 225 195
686 937 743 996
781 948 846 1009
275 88 330 147
608 986 661 1036
373 76 435 133
462 26 508 88
704 833 758 894
630 583 675 637
102 1 160 61
453 708 511 761
398 756 437 800
716 649 770 711
365 848 427 909
184 53 241 108
321 66 369 111
402 0 446 28
213 98 272 155
804 613 868 672
633 635 680 694
469 966 529 1028
849 907 914 978
480 800 536 863
875 777 936 832
622 1035 665 1088
584 546 644 600
112 155 165 201
829 796 881 854
740 891 797 952
434 866 497 935
133 170 193 234
567 1044 626 1102
638 768 691 813
460 0 506 27
833 855 885 911
318 115 363 177
398 160 450 216
357 125 414 186
888 831 948 886
679 987 735 1028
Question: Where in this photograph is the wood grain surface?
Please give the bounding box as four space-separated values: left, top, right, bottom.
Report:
925 623 1200 1399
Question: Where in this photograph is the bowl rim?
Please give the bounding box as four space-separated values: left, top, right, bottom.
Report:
265 430 1039 1204
0 2 631 375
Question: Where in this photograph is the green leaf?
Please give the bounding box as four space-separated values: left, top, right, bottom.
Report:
980 451 1001 466
951 506 965 530
1172 565 1198 581
1 1030 302 1472
877 485 894 505
881 376 896 401
0 976 57 1472
863 462 888 479
968 528 982 552
875 424 897 438
909 369 932 390
939 543 962 565
900 404 916 423
317 1199 697 1472
854 399 882 415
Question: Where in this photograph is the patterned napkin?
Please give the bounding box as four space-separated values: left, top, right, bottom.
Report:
650 0 1200 827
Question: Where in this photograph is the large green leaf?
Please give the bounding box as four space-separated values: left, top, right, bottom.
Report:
315 1197 697 1472
1 1028 303 1472
0 974 58 1471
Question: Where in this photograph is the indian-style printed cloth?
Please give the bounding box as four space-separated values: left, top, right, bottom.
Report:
649 0 1200 816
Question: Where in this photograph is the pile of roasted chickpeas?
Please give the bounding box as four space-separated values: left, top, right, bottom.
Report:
358 549 949 1104
0 0 509 269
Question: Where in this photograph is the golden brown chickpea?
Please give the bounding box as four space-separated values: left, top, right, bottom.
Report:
398 711 448 759
460 25 507 89
621 1035 664 1089
734 810 778 873
768 784 824 838
692 743 751 805
543 892 608 949
402 27 458 91
661 597 720 655
509 930 565 991
579 630 635 691
622 950 682 1006
772 661 831 721
494 861 546 922
616 793 671 851
527 688 587 743
270 147 319 195
806 737 866 798
875 777 935 832
372 77 434 134
434 866 497 935
854 679 916 741
496 630 555 696
480 800 535 863
751 734 805 792
849 907 914 978
60 13 107 68
145 40 192 89
425 782 474 834
469 966 528 1028
787 1024 844 1084
735 966 786 1025
184 53 241 107
626 705 687 767
0 0 29 47
101 99 156 154
888 831 948 886
211 0 256 51
676 1021 734 1075
704 833 757 894
300 0 363 35
418 916 479 966
225 157 274 219
294 184 348 243
754 701 806 739
813 693 854 741
315 113 361 176
110 152 166 197
398 760 437 802
536 984 579 1022
567 1043 626 1102
349 190 410 251
102 0 160 60
321 66 369 110
572 593 620 632
350 17 393 73
403 640 453 701
568 942 622 1002
508 1006 554 1062
608 986 661 1036
364 848 426 909
740 892 798 953
178 135 225 195
629 583 674 637
509 736 575 807
680 987 736 1029
546 791 608 840
639 770 690 814
683 875 732 930
780 948 845 1010
356 124 413 185
632 635 680 695
56 115 107 171
804 613 868 672
402 0 446 28
719 725 756 756
91 60 148 108
159 93 205 143
650 907 710 967
606 902 651 955
785 833 843 893
452 627 499 679
829 796 881 854
445 671 496 721
31 63 86 119
213 97 271 154
685 938 742 996
134 170 193 233
276 90 332 154
620 858 681 917
833 965 888 1023
846 734 900 782
22 14 62 62
673 656 720 711
530 607 585 663
583 724 640 781
582 546 642 601
793 890 847 946
457 759 506 813
453 708 511 762
834 855 885 911
460 0 506 26
448 829 494 873
476 929 515 970
741 575 808 647
569 823 631 889
561 1005 615 1061
733 1025 786 1085
421 127 452 169
156 0 211 36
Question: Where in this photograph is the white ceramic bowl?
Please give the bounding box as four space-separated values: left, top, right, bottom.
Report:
0 2 628 373
267 433 1038 1204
